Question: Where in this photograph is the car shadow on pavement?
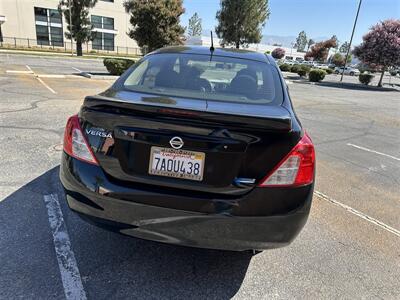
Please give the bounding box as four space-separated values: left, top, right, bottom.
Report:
0 167 252 300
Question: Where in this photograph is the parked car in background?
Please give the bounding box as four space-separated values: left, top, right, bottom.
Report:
314 64 330 70
302 61 317 67
334 66 360 76
284 59 296 65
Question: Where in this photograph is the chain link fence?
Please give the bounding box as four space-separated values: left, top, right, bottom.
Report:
0 36 143 57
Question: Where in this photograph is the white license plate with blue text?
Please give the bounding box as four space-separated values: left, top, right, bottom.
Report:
149 147 205 181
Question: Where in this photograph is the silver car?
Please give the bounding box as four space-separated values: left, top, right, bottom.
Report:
334 66 360 76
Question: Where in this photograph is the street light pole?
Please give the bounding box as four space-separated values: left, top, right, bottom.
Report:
340 0 362 82
69 0 73 56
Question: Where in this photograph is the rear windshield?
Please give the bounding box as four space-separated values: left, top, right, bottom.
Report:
123 53 283 105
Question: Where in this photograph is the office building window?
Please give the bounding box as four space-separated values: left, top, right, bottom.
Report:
92 32 115 51
103 33 115 50
34 7 63 47
91 15 102 29
103 17 114 30
91 15 115 51
91 15 114 30
34 7 47 22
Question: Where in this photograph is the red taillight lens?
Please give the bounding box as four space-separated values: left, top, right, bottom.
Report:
63 114 99 165
259 133 315 187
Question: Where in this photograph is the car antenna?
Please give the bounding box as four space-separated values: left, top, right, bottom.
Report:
209 31 215 61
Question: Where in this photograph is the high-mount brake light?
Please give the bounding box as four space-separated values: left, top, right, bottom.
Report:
63 115 99 165
259 133 315 187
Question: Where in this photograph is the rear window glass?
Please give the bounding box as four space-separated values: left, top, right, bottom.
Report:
123 53 283 105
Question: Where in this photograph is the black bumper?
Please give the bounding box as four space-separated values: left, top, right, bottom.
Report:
60 154 313 251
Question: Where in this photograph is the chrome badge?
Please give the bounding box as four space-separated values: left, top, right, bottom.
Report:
169 136 184 149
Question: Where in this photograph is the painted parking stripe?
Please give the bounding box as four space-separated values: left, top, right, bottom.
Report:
6 70 34 74
72 67 82 73
25 65 57 94
25 65 34 73
43 194 87 300
37 74 66 78
347 143 400 161
314 190 400 238
36 77 57 94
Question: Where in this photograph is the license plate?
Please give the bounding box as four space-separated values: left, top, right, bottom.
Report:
148 147 205 181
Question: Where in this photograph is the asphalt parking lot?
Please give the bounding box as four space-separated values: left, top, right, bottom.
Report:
0 53 399 299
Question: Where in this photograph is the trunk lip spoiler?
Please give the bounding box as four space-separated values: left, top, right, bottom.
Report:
83 93 293 132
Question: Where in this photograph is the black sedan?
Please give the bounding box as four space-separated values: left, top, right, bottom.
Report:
60 46 315 251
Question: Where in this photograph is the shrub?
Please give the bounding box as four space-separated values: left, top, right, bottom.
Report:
301 64 311 72
325 68 333 74
358 73 374 85
297 69 307 77
279 63 291 72
290 64 301 73
297 65 311 77
103 58 136 75
309 69 326 82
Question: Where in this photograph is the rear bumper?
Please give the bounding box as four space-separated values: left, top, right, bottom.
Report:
60 154 313 251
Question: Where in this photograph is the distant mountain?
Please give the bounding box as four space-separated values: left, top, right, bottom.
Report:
261 35 330 47
202 30 330 47
261 35 296 47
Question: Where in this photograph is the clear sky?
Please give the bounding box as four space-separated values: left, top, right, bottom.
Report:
181 0 400 45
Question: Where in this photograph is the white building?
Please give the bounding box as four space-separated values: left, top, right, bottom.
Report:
0 0 139 54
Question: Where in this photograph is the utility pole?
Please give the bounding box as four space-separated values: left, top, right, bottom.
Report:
341 0 362 82
69 0 73 56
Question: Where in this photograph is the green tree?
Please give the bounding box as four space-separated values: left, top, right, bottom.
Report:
307 38 315 50
188 13 202 37
215 0 270 49
58 0 98 56
124 0 185 53
339 41 350 53
295 30 307 52
330 53 352 66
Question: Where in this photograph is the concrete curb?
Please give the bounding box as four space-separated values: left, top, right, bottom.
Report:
80 72 118 80
290 79 399 92
0 48 141 60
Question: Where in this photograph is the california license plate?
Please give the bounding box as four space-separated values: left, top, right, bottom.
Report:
149 147 205 181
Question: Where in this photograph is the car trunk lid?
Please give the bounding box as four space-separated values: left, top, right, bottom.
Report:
79 91 296 196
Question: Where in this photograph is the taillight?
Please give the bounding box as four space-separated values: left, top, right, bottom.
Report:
259 133 315 187
63 114 99 165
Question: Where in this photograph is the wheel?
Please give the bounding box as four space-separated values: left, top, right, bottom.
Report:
334 71 339 74
350 72 355 76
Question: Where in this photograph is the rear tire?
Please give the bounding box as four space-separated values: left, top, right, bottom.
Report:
334 71 339 74
350 72 355 76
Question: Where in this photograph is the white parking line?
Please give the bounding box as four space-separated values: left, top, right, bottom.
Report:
43 194 87 300
314 190 400 238
72 67 82 73
37 74 66 78
6 70 33 74
347 143 400 161
25 65 57 94
25 65 33 73
36 77 57 94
